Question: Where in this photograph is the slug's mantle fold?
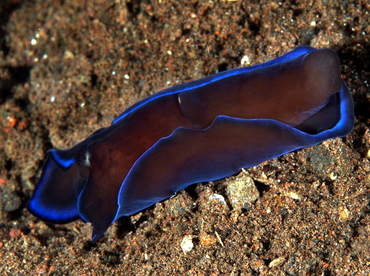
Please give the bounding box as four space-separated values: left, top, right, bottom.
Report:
28 47 354 242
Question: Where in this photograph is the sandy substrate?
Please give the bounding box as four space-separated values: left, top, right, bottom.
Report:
0 0 369 275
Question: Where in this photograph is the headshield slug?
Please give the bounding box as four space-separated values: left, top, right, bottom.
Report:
28 46 354 242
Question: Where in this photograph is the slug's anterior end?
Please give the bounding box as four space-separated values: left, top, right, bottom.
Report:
302 48 342 97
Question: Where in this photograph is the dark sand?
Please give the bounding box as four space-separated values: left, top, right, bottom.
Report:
0 0 369 274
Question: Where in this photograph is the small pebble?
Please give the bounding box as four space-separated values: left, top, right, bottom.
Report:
208 194 227 205
181 235 194 253
285 191 302 200
199 232 217 246
338 205 350 220
269 256 286 267
226 174 259 211
3 192 22 212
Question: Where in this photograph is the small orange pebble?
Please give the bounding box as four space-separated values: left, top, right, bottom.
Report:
6 116 17 127
322 263 330 269
0 177 6 186
9 228 23 240
19 121 27 130
199 232 217 246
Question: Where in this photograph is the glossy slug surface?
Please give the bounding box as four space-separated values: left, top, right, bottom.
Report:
28 46 354 241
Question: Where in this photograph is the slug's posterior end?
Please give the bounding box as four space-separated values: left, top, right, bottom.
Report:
27 153 84 224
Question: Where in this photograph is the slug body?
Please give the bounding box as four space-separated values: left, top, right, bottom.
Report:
28 47 354 241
